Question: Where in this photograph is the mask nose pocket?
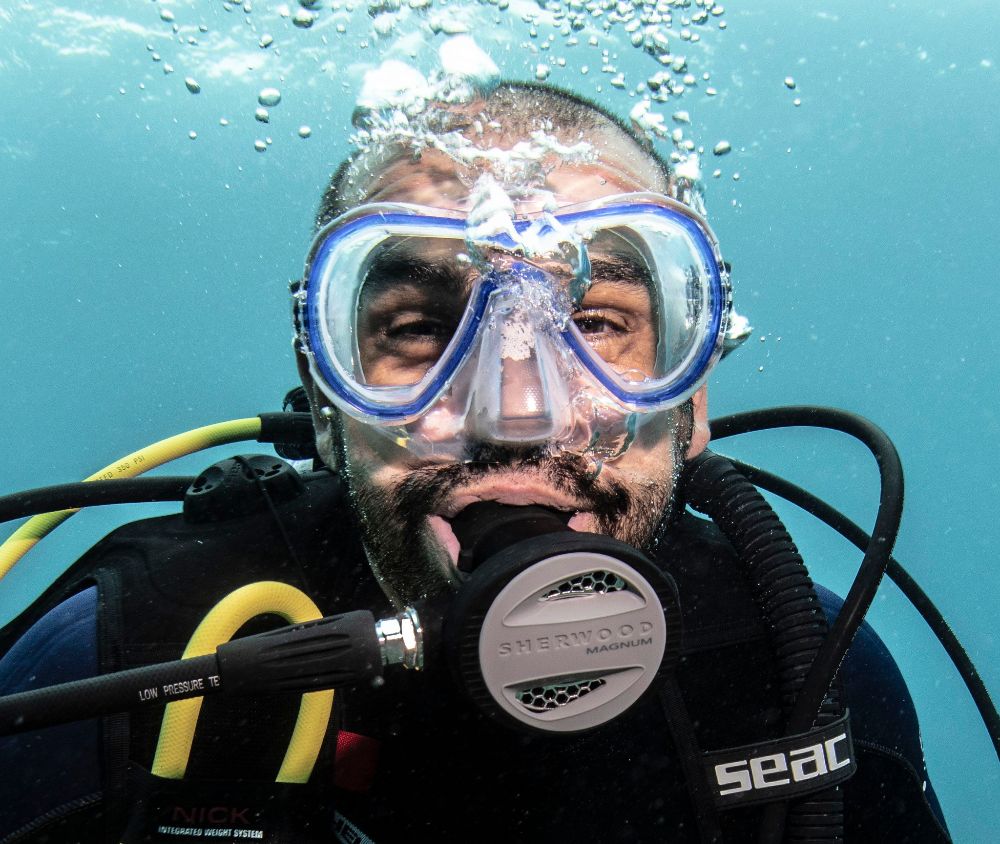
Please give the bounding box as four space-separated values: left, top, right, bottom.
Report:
468 297 571 444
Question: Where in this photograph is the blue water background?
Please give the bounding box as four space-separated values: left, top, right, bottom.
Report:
1 0 997 837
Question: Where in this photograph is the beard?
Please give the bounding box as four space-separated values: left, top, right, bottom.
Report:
333 403 693 608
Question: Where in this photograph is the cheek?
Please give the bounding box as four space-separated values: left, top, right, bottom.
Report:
633 409 680 452
607 411 680 483
339 416 412 490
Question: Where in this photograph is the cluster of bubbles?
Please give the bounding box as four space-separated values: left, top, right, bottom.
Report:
137 0 746 170
142 1 319 152
352 0 733 174
130 0 806 208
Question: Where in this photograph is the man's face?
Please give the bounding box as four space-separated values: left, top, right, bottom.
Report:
302 134 710 608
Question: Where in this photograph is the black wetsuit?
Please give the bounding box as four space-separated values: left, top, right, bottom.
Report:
0 466 950 842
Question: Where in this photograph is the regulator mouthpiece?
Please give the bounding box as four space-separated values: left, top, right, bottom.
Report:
443 503 680 733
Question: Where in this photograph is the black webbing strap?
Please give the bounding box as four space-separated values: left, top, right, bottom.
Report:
702 712 856 810
658 677 724 843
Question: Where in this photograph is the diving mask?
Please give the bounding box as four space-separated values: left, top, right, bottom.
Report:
294 192 731 459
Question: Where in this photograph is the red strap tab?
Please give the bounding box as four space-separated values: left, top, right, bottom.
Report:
334 730 380 793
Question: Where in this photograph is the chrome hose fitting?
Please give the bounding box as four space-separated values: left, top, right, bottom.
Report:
375 607 423 670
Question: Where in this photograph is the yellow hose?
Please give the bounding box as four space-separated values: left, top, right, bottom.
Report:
0 418 263 581
152 581 333 784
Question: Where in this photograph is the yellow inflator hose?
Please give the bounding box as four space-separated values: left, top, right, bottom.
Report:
2 421 333 780
0 417 263 581
151 581 334 784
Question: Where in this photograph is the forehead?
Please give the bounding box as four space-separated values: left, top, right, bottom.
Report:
358 130 667 212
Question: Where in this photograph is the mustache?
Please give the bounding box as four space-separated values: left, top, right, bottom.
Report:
367 444 633 530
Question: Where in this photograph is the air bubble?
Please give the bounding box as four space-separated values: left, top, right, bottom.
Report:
713 140 731 155
372 13 395 35
784 76 796 89
298 125 312 138
254 139 267 152
258 87 282 107
185 78 201 94
188 130 197 140
259 34 274 48
535 63 551 80
292 8 315 27
255 107 270 123
159 9 175 23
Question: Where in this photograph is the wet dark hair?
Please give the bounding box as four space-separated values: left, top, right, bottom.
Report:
314 81 673 230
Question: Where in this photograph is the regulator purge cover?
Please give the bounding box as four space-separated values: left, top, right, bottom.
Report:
446 534 680 733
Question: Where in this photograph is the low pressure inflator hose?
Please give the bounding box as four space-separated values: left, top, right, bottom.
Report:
0 604 423 741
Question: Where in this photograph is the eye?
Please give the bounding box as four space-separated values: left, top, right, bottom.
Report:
384 314 456 341
572 310 629 336
570 280 658 374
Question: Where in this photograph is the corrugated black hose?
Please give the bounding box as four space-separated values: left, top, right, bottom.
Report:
681 450 845 842
710 408 905 843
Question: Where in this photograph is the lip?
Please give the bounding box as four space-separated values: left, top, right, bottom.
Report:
425 477 598 567
435 479 592 519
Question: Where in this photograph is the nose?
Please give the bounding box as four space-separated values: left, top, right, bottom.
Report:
496 346 554 441
468 296 570 445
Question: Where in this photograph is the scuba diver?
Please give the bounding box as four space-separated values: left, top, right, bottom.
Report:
0 82 957 842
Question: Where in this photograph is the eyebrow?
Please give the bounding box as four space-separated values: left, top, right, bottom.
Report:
361 252 474 302
359 248 654 308
587 254 653 288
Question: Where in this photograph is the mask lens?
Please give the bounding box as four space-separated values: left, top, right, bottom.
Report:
355 236 475 388
564 206 720 404
575 230 659 378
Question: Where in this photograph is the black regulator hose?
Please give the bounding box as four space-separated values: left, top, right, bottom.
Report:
704 407 904 844
0 478 194 523
728 457 1000 764
710 408 904 734
681 450 846 843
